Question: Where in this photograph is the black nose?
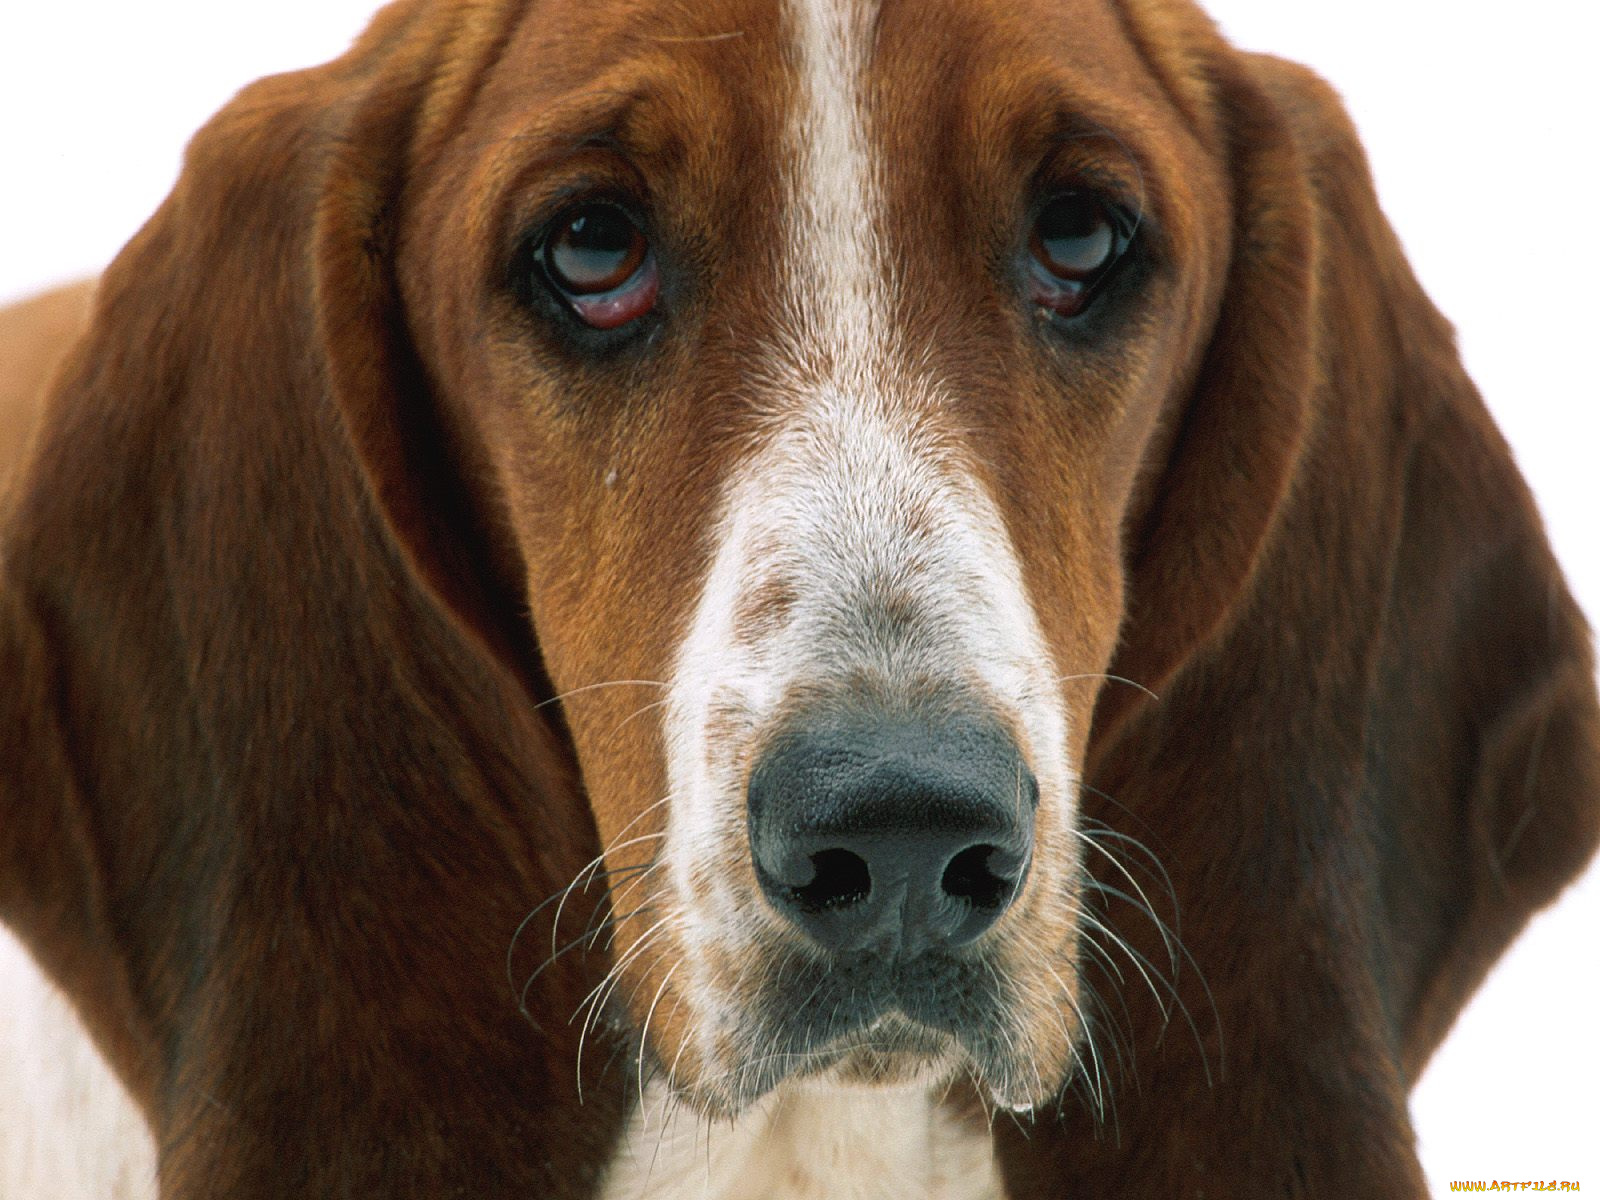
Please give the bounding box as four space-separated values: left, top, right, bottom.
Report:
747 713 1036 957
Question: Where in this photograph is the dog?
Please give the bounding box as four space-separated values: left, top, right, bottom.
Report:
2 0 1597 1196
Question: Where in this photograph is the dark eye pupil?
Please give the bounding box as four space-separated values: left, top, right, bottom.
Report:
1031 195 1116 280
546 205 647 294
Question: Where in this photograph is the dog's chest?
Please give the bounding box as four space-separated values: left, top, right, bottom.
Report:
598 1082 1003 1200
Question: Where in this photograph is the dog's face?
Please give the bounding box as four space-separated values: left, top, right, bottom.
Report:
398 0 1229 1115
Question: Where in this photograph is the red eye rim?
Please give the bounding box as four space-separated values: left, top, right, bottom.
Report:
536 202 660 331
563 259 659 330
1025 192 1129 320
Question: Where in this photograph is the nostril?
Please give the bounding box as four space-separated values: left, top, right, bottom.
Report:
941 844 1021 911
789 848 872 913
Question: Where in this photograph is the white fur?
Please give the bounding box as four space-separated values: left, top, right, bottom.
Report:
599 1080 1002 1200
785 0 881 357
0 924 156 1200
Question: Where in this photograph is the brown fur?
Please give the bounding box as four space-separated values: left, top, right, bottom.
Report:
2 0 1595 1195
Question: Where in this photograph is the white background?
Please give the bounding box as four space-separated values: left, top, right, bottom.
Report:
2 1 1596 1192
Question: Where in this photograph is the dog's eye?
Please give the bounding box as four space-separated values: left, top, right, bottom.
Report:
1027 192 1128 319
540 203 658 330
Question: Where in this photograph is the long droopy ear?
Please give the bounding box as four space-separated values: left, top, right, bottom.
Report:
1004 19 1600 1200
1105 43 1600 1073
0 2 629 1195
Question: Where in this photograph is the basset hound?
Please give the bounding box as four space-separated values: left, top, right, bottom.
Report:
1 0 1596 1197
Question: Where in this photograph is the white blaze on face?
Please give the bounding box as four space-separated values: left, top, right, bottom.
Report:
784 0 882 370
657 0 1076 1079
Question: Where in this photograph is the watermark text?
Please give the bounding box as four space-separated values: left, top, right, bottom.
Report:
1448 1184 1581 1193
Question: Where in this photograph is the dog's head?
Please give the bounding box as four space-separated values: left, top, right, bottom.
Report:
377 0 1259 1115
23 0 1596 1166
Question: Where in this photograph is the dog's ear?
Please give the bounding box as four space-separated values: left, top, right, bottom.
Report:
3 4 630 1192
1105 44 1600 1069
1005 32 1600 1198
28 0 536 683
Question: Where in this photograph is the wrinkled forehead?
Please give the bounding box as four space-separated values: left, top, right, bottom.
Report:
444 0 1214 262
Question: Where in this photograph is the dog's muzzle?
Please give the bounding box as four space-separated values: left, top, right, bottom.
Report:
748 711 1036 960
